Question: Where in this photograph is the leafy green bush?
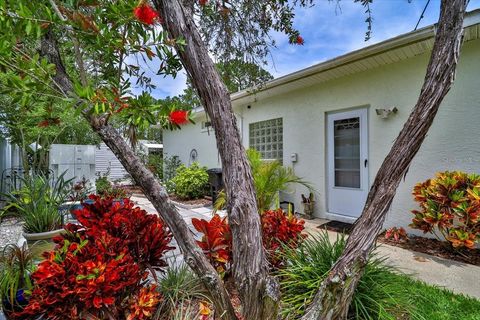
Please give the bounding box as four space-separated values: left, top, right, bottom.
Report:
95 172 112 196
278 232 420 320
213 149 312 212
248 149 312 212
171 162 209 200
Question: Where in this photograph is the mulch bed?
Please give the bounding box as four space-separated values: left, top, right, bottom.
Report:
317 221 480 266
378 233 480 266
169 194 212 207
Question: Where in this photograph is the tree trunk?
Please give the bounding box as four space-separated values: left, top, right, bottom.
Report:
153 1 280 319
39 29 238 320
302 0 468 319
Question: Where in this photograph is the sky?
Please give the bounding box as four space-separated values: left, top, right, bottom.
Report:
142 0 480 99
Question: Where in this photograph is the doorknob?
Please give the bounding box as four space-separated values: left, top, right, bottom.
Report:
364 159 368 167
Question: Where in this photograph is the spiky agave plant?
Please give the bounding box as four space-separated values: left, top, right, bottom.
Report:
278 232 423 320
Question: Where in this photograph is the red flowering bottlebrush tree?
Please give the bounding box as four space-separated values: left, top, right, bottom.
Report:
1 0 468 318
15 196 173 320
192 209 306 273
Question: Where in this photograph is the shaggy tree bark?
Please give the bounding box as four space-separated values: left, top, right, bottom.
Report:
302 0 468 319
39 30 238 320
153 1 280 319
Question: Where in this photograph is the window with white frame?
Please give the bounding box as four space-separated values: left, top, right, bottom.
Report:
249 118 283 161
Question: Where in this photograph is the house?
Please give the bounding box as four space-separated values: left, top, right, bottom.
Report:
163 10 480 230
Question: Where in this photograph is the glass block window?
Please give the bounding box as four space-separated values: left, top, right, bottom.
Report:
249 118 283 161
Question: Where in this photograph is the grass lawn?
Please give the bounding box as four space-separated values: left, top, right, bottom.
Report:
396 274 480 320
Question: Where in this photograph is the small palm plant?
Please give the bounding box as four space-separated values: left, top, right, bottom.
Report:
214 149 312 213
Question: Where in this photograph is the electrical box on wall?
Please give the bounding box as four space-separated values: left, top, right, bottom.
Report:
291 153 298 163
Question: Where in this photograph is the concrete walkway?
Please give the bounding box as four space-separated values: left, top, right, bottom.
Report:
132 196 224 266
132 196 480 300
303 219 480 299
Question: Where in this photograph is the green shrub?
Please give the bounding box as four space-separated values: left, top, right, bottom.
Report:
278 232 420 320
95 173 112 196
248 149 312 212
171 162 209 200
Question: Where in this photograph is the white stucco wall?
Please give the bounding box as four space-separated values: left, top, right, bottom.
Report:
163 39 480 232
163 114 222 169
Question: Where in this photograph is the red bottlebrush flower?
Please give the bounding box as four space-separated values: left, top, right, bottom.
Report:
168 110 189 125
295 35 304 45
199 0 208 5
37 118 61 127
37 120 50 127
133 3 161 25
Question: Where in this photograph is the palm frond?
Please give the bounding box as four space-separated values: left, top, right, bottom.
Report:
247 149 313 212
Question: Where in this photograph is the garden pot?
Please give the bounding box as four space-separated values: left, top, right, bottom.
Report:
23 229 66 242
2 288 29 319
23 229 67 259
302 202 315 220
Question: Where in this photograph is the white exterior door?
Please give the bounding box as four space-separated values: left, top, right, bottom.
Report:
327 108 368 218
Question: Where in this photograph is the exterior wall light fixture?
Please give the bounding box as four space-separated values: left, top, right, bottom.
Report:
375 107 398 119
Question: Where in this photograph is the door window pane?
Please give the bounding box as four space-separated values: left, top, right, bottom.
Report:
334 117 360 188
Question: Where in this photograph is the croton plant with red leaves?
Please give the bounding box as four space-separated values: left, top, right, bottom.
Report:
384 227 407 242
261 209 307 267
15 196 173 320
410 171 480 249
192 209 306 274
192 214 231 274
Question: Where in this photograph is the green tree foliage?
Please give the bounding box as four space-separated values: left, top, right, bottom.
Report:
0 0 188 150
